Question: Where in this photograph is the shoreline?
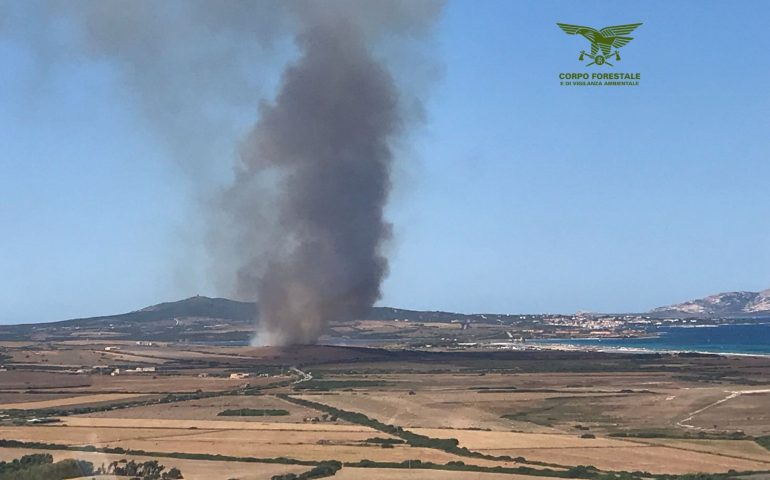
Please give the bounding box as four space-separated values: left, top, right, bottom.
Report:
527 341 770 358
527 323 770 358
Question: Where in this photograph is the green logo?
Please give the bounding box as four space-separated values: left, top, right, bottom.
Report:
557 23 642 67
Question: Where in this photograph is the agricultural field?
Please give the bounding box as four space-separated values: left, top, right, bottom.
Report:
293 374 765 435
78 393 326 423
684 390 770 434
0 342 769 478
0 393 147 410
333 468 554 480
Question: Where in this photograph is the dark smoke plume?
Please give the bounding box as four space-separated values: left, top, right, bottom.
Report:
9 1 443 345
234 19 397 345
217 2 443 345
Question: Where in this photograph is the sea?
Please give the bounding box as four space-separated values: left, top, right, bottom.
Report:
200 323 770 355
532 323 770 356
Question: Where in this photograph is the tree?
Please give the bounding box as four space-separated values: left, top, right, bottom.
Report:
163 467 184 479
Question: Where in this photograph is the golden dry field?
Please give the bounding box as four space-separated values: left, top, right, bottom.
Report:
59 417 373 431
0 393 147 410
333 467 564 480
78 392 329 423
409 428 770 473
0 342 769 478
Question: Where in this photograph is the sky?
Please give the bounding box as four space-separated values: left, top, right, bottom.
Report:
1 0 769 323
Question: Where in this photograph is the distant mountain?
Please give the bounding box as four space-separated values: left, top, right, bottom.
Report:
7 296 515 333
72 297 525 325
138 296 256 322
651 289 770 317
42 295 257 328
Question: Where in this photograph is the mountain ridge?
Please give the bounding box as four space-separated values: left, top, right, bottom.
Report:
651 288 770 316
30 295 520 328
7 288 770 335
0 296 543 342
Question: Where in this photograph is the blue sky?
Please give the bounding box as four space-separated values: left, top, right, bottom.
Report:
2 1 770 323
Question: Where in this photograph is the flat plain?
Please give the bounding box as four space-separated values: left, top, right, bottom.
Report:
1 340 770 478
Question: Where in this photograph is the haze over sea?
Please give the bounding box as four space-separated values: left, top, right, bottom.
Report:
535 323 770 355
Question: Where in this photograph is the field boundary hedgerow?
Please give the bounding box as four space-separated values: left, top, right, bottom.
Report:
1 438 769 480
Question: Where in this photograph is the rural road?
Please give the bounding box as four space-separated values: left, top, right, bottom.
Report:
677 388 770 430
290 366 312 384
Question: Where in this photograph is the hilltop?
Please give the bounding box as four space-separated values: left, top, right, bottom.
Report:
652 289 770 317
0 296 527 342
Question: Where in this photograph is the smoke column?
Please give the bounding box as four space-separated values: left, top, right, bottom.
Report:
211 2 444 345
13 1 443 345
234 16 397 345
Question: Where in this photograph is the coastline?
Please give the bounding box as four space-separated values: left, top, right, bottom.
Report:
527 323 770 358
528 340 770 358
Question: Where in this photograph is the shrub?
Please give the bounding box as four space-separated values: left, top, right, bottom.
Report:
0 456 94 480
271 461 342 480
218 408 289 417
757 436 770 451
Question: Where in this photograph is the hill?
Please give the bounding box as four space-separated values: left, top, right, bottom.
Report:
46 295 258 328
47 297 515 327
0 296 524 342
651 289 770 317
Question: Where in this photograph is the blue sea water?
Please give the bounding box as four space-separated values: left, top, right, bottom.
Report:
534 323 770 355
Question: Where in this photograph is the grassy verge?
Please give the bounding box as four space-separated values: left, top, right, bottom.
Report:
293 380 387 391
756 436 770 451
218 408 289 416
610 430 750 440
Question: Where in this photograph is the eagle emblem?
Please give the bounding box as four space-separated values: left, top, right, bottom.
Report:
557 23 642 66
